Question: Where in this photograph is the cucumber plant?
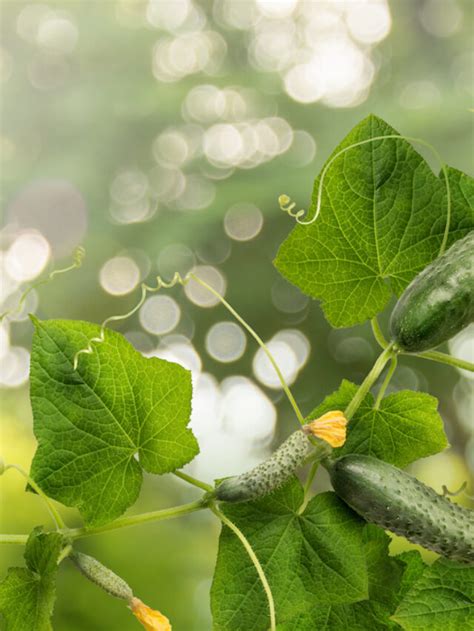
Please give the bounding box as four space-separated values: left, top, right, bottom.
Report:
1 115 474 631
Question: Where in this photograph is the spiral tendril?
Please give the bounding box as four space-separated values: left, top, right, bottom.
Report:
279 134 451 257
72 269 305 425
72 272 192 370
0 246 86 324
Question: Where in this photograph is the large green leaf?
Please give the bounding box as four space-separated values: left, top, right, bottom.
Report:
274 115 474 327
308 380 447 467
211 479 368 630
392 558 474 630
29 318 199 527
0 528 67 631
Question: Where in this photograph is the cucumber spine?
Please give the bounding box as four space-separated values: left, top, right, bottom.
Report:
326 454 474 564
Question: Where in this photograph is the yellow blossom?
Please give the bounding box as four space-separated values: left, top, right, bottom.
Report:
305 410 348 447
130 597 172 631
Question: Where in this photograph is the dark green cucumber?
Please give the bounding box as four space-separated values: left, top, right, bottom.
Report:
215 430 331 503
390 231 474 352
326 454 474 564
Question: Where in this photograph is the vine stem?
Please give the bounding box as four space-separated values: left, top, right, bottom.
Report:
4 464 65 530
188 273 305 425
299 461 319 515
66 499 207 540
344 345 395 420
173 470 213 492
0 499 208 545
411 350 474 372
0 534 28 545
210 503 276 631
371 317 389 349
374 355 398 409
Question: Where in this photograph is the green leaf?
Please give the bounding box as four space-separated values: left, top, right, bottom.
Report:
392 551 427 603
211 480 368 630
392 558 474 630
308 380 447 467
274 115 474 327
29 319 199 527
0 528 67 631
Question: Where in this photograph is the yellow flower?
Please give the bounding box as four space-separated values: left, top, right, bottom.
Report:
130 597 172 631
305 410 348 448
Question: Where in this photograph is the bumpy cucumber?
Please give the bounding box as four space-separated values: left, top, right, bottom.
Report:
326 454 474 564
215 430 331 503
390 231 474 352
70 551 133 601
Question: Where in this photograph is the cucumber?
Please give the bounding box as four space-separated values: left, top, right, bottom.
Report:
390 231 474 352
215 430 331 503
326 454 474 564
70 551 134 601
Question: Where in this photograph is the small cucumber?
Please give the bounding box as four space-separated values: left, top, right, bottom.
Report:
326 454 474 564
390 231 474 352
215 430 331 503
70 551 134 601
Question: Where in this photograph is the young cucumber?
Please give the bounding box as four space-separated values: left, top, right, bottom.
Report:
326 454 474 564
390 231 474 352
215 430 331 503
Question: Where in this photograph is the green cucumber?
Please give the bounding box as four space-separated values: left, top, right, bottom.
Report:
215 430 331 503
70 551 134 601
390 231 474 352
326 454 474 564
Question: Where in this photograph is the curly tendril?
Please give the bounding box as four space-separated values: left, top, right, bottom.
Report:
72 270 306 425
279 134 451 257
73 272 192 370
0 245 85 323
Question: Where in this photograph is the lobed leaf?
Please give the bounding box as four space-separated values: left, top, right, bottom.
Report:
308 380 448 467
29 318 199 527
0 528 67 631
211 479 368 630
392 558 474 630
274 115 474 328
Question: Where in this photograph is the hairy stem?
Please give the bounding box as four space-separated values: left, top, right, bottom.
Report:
173 470 213 492
371 317 389 349
66 499 207 540
374 355 398 409
344 345 395 420
412 349 474 372
0 499 209 545
189 273 305 425
210 504 276 631
0 534 29 545
4 464 65 530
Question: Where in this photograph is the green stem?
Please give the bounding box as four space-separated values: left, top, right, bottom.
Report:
66 499 207 540
5 464 66 530
173 470 213 492
0 534 29 545
411 350 474 372
344 345 395 420
210 503 276 631
299 461 319 515
371 317 389 349
374 355 398 409
189 273 305 425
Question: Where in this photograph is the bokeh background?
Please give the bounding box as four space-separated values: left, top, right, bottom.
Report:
1 1 473 629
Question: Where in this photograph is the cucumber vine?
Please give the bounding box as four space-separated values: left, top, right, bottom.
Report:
1 115 473 631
